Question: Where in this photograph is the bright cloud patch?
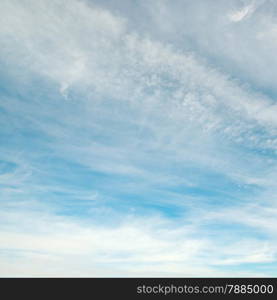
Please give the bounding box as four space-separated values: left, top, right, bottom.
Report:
228 3 256 22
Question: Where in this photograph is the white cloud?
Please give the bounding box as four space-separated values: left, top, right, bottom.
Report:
0 209 273 277
229 3 256 22
0 0 276 277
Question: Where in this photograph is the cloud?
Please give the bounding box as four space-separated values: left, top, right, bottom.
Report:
229 3 256 22
0 0 276 276
139 0 277 97
0 208 274 277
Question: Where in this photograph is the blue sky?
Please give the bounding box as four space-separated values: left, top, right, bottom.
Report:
0 0 277 276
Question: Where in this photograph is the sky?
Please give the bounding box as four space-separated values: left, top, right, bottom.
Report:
0 0 276 277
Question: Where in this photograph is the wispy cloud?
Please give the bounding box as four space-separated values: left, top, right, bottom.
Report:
0 0 276 276
229 3 256 22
